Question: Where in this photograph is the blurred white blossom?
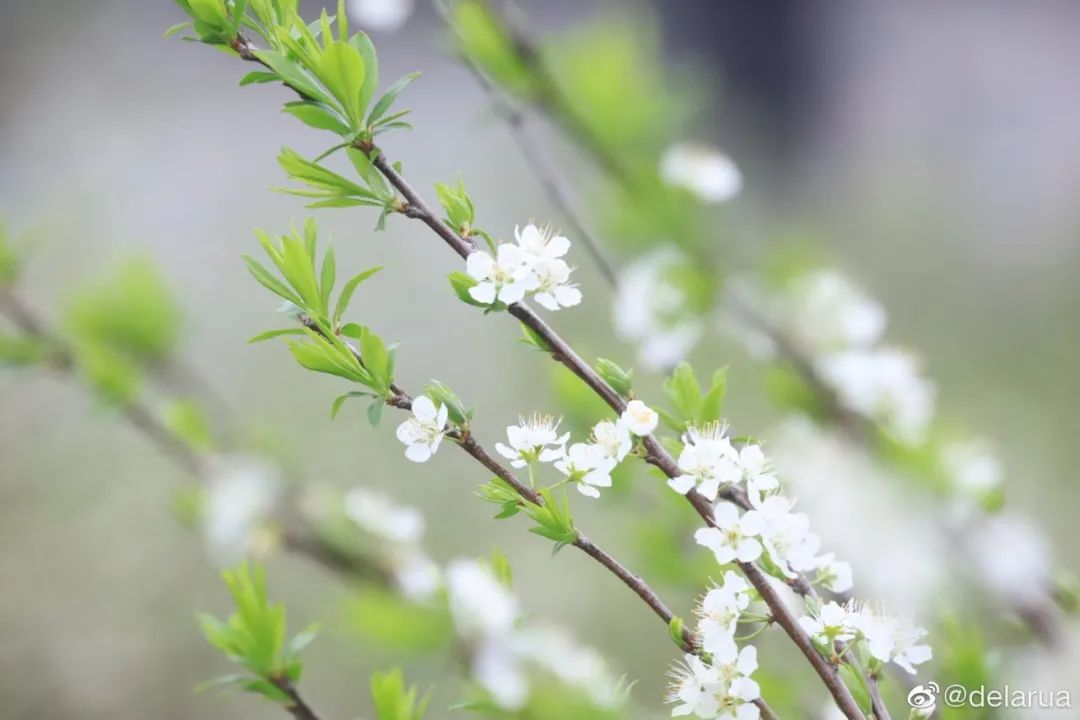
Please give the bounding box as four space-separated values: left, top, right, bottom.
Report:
344 487 424 544
202 457 281 564
660 143 743 204
621 399 659 436
346 0 414 32
614 249 703 370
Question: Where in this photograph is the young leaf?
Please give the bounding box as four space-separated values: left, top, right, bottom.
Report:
334 266 382 325
317 41 366 126
282 101 350 135
596 358 634 398
368 72 421 126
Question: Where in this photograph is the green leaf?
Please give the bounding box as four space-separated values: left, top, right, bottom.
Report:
317 41 366 126
330 390 375 419
239 70 280 85
244 255 304 307
346 148 393 199
370 668 430 720
367 398 384 426
248 328 307 343
663 361 702 428
520 323 553 352
318 244 336 315
447 271 488 307
282 101 350 135
425 380 471 426
334 266 382 325
698 367 727 425
595 358 633 397
367 72 420 126
257 50 332 106
358 325 392 392
350 30 380 118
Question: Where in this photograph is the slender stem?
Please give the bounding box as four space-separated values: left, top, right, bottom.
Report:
271 678 325 720
458 56 618 286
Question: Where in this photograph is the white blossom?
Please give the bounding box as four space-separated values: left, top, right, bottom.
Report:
614 248 703 370
554 442 615 498
732 444 780 507
669 425 740 500
514 223 570 263
660 143 744 204
346 0 414 31
753 495 822 577
590 419 632 464
696 571 751 657
667 654 726 718
694 503 763 564
344 488 424 544
531 257 582 311
495 414 568 468
846 604 933 674
395 395 448 463
621 399 659 436
814 553 854 594
446 559 520 639
466 244 538 306
798 601 855 647
203 457 281 564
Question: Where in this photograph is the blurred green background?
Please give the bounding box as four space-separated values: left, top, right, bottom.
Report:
2 1 1079 718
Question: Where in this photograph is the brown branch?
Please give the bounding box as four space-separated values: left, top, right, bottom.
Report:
271 678 325 720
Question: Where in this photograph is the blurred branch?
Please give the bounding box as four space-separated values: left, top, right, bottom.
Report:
0 285 388 585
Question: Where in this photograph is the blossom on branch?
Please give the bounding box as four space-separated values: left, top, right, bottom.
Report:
396 395 448 462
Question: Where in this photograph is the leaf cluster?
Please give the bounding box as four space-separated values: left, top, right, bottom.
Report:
198 563 318 704
244 219 395 417
478 479 578 553
371 668 430 720
659 362 726 432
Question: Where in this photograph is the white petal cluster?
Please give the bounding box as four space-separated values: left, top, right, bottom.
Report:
509 402 659 499
465 223 581 311
202 457 282 564
798 601 933 675
446 559 623 711
695 571 752 658
496 414 569 468
667 648 760 719
396 395 448 463
669 426 779 504
660 143 744 204
614 248 703 370
344 488 440 601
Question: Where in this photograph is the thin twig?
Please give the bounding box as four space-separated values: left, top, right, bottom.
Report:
271 678 325 720
459 56 618 286
0 286 389 584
